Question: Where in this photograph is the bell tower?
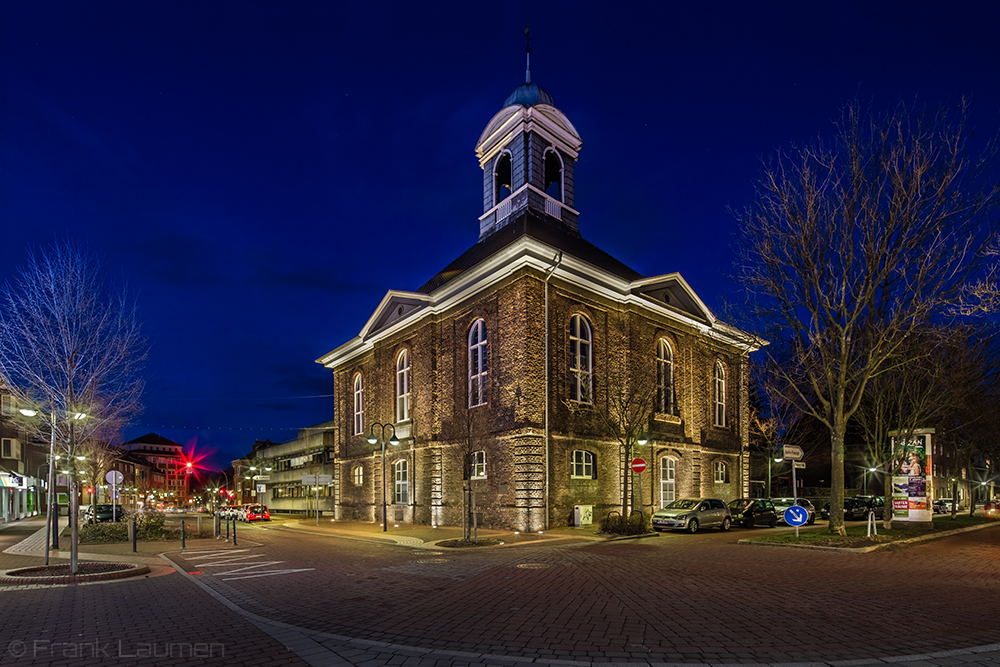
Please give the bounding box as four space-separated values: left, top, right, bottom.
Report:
474 36 583 241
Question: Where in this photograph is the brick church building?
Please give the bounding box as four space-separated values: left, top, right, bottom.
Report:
251 61 759 530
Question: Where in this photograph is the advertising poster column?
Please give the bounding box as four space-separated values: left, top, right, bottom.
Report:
891 430 933 522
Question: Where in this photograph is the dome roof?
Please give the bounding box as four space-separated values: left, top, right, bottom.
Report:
503 82 554 108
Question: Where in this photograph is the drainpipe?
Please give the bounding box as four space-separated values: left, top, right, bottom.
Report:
543 251 563 531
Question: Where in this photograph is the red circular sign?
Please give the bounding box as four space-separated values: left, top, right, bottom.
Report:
630 458 647 473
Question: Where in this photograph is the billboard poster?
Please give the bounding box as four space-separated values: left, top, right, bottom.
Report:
891 430 933 522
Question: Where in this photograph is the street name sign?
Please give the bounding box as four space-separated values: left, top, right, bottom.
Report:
793 461 806 469
783 445 804 460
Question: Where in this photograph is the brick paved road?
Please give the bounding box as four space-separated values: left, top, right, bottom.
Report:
3 516 1000 666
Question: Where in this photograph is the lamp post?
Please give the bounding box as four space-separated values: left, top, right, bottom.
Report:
367 422 399 532
768 452 782 498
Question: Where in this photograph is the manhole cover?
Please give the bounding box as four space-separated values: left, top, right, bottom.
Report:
516 563 552 569
416 558 450 564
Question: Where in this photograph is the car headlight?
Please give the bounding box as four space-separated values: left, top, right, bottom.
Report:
674 514 689 522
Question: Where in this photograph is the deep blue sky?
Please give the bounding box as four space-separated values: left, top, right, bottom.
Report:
3 2 999 471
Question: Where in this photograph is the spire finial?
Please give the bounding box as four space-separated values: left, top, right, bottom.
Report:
524 25 532 84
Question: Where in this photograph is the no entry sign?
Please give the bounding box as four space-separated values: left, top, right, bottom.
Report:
630 458 647 474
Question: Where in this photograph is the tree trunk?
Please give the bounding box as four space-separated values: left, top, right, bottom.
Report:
829 417 847 536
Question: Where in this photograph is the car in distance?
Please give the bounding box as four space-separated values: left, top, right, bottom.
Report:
854 495 885 519
727 498 778 528
934 498 959 513
651 498 731 533
245 504 270 522
771 497 816 525
821 497 869 521
84 504 126 523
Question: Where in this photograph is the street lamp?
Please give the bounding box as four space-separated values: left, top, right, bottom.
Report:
865 467 877 495
367 422 399 532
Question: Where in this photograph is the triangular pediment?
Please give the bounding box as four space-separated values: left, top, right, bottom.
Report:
360 291 431 340
630 273 715 324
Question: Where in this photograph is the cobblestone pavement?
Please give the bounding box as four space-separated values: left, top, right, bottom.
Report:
2 515 1000 666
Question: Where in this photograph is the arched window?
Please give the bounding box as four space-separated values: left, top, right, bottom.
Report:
353 373 364 435
352 465 363 486
471 451 486 479
570 450 595 479
660 457 676 507
656 339 675 415
543 148 563 201
713 362 726 427
494 152 512 205
569 314 592 403
396 349 410 422
394 460 409 504
469 319 488 407
714 461 728 483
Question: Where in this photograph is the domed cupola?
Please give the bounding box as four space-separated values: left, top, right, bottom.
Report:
475 33 583 241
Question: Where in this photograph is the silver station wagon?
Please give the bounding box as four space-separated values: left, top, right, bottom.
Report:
651 497 732 533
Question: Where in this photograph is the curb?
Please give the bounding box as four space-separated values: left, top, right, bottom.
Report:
738 519 998 552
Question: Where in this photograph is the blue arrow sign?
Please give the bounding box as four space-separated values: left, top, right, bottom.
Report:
784 506 808 527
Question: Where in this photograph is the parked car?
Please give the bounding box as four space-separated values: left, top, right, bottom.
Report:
934 498 959 513
245 505 270 522
651 498 731 533
727 498 778 528
854 496 885 519
821 497 869 521
771 497 816 525
84 504 126 523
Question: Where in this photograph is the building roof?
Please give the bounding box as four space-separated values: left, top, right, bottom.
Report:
503 81 554 108
418 207 643 294
123 432 183 449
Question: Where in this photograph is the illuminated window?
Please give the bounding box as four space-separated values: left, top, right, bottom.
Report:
714 461 727 483
471 451 486 479
396 350 410 422
569 314 592 403
352 466 363 486
660 458 676 507
353 373 364 435
469 319 488 407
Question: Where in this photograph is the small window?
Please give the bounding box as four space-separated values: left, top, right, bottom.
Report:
1 438 11 459
471 451 486 479
714 461 727 483
494 151 512 205
396 350 411 422
570 450 595 479
569 314 593 404
353 373 365 435
469 319 488 407
352 466 363 486
394 460 409 504
1 395 14 416
713 362 726 427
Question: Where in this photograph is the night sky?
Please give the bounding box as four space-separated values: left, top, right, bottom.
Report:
3 2 999 471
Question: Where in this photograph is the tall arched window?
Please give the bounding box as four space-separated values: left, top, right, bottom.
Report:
660 457 676 507
353 373 364 435
543 148 563 201
396 350 410 422
469 319 488 407
656 339 675 415
494 152 512 205
471 451 486 479
569 314 592 403
394 459 409 504
713 361 726 427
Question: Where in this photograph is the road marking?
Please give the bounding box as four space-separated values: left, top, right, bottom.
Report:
182 549 315 580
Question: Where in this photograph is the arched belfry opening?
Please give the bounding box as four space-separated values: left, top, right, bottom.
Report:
543 148 563 201
494 152 512 206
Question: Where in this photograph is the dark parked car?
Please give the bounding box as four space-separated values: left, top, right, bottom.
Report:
727 498 778 528
771 497 816 525
651 498 732 533
84 504 126 523
854 496 885 519
821 497 869 521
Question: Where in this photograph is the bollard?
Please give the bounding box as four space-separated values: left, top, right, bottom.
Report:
232 518 237 546
197 515 202 536
226 517 230 541
130 518 137 553
181 520 186 549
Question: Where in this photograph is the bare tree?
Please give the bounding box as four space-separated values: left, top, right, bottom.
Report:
0 240 147 572
734 99 999 535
